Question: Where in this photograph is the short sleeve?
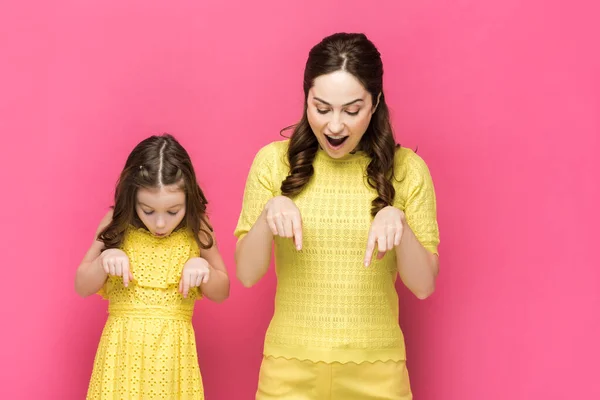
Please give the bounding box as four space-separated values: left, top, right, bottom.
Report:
234 143 279 239
96 277 112 299
394 150 440 255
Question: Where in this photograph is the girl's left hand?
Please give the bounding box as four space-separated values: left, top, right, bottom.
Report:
179 257 211 298
364 206 406 267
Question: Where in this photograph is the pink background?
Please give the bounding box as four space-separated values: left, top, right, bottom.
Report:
1 0 598 399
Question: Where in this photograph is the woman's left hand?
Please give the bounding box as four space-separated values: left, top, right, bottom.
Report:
364 206 406 267
179 257 211 298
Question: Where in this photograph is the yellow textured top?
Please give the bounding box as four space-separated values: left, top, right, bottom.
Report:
235 140 440 364
98 225 202 304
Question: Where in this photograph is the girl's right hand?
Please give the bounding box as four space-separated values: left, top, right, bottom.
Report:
263 196 303 250
100 248 134 287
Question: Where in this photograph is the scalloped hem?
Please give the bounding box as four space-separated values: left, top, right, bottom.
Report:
264 344 406 364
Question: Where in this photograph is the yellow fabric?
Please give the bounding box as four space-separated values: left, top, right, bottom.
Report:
87 226 204 400
235 140 439 364
256 356 412 400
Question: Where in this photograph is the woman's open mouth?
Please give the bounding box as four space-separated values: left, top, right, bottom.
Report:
325 135 349 148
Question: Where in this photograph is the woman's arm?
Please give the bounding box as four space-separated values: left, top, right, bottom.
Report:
395 216 439 299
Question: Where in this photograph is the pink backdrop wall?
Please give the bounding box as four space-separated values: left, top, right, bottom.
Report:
1 0 598 398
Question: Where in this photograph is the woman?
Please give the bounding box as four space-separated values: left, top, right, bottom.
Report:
235 32 440 399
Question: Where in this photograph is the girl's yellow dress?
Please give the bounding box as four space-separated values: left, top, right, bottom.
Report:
86 226 204 399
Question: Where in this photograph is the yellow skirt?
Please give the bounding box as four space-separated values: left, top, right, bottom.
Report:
256 356 412 400
86 312 204 399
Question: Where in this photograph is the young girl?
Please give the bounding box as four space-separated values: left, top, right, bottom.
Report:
75 134 230 399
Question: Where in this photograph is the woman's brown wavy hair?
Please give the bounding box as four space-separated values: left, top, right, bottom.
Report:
281 32 399 217
98 134 213 250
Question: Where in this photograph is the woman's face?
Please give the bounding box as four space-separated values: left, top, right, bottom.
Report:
307 70 378 159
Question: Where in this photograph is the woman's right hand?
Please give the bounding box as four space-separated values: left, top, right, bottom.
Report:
263 196 303 250
100 248 134 287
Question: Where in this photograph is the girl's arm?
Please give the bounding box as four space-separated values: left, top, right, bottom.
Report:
198 228 230 303
74 210 112 297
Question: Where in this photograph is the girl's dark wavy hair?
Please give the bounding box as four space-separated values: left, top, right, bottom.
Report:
98 134 213 250
280 32 399 216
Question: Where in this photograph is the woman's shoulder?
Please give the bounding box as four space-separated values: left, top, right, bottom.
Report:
395 146 431 169
249 139 290 170
255 139 289 158
393 146 433 182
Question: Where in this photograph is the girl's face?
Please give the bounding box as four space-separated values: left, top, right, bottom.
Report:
306 70 378 159
136 184 186 237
